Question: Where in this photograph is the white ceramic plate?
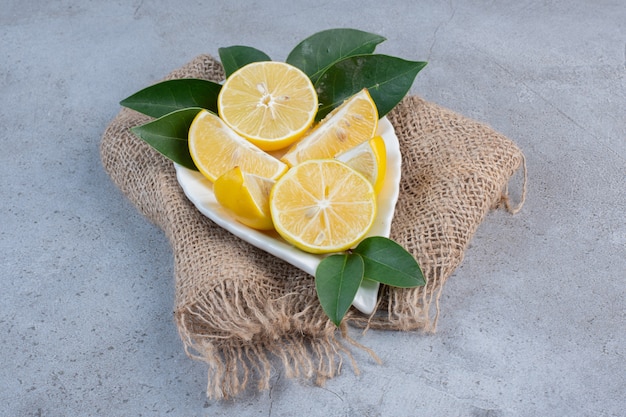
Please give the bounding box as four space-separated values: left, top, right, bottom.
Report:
175 116 401 315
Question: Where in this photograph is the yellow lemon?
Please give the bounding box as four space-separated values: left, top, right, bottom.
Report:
217 61 318 151
335 135 387 194
270 159 377 254
213 166 275 230
280 88 378 167
188 109 288 182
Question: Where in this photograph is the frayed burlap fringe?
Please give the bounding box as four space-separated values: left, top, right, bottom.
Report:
100 54 526 399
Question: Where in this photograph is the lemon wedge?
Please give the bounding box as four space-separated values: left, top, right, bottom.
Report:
281 88 378 167
336 135 387 194
188 109 288 182
214 166 275 230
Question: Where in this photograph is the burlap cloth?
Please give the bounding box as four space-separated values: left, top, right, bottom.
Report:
100 55 526 398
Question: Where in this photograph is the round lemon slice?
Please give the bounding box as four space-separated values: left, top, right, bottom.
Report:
270 159 377 254
217 61 318 151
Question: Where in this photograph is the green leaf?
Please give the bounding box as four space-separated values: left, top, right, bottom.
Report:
130 107 202 170
315 54 427 120
315 253 364 326
219 45 272 78
286 28 386 84
353 236 425 288
120 79 221 118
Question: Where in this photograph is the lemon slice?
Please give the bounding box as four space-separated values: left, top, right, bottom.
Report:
188 109 288 182
335 135 387 194
270 159 377 254
214 166 275 230
280 88 378 167
217 61 318 151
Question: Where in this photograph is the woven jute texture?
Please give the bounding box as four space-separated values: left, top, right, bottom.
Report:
100 54 526 399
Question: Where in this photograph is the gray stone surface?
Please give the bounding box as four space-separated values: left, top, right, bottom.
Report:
1 1 624 416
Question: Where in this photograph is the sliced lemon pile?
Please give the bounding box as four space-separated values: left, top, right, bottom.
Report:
335 135 387 194
214 166 275 230
217 61 318 151
280 88 378 167
269 159 377 254
192 74 384 254
188 109 288 182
